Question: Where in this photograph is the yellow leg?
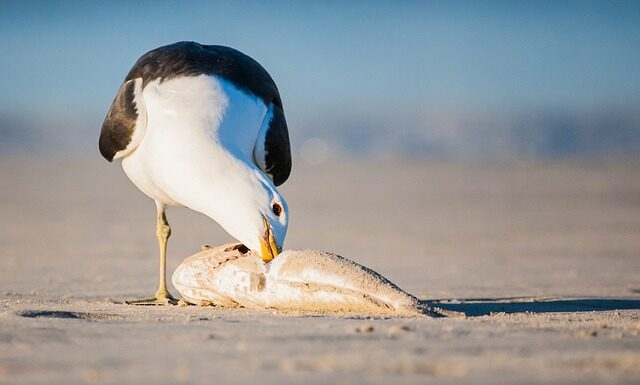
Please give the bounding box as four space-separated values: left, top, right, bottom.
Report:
126 203 178 306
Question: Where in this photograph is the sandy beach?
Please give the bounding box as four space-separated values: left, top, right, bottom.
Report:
1 155 639 384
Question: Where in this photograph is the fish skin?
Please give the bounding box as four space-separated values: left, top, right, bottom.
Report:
172 243 436 316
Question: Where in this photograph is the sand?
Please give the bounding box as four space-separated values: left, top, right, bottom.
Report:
1 155 639 384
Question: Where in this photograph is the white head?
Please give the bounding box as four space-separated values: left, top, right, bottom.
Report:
204 163 288 262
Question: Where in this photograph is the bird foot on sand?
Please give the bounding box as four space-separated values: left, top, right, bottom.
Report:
125 291 179 306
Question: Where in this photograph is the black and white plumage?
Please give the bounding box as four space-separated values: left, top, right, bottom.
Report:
99 41 291 304
100 41 291 184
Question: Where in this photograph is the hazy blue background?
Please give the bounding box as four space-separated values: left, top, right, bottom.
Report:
1 0 639 159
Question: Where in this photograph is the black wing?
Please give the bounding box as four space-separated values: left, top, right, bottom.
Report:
254 102 291 186
98 78 145 162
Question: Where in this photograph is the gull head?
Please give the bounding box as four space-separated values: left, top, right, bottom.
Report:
206 165 288 263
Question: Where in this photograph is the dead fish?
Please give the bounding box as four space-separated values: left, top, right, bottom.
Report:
172 243 439 316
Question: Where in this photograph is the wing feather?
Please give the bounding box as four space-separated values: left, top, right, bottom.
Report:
98 78 146 161
253 102 291 186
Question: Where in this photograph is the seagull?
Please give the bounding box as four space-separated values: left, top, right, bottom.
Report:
99 41 291 305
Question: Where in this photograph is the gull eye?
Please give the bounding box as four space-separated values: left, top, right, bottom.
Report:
272 203 282 217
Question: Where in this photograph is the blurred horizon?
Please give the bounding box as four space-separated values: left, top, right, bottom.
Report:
1 0 639 159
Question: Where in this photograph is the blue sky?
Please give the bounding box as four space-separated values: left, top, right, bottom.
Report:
1 1 639 156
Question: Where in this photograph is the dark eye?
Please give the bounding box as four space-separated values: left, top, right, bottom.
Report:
272 203 282 217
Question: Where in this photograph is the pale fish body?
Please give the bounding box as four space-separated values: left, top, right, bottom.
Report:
172 244 430 316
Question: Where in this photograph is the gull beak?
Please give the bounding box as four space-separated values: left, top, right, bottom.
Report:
259 214 280 263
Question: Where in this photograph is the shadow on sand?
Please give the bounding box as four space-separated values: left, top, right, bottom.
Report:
422 297 640 317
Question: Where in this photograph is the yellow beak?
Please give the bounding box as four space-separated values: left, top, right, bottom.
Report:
259 215 280 263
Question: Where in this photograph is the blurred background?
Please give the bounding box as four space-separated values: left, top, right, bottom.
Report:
1 1 639 301
1 0 639 160
2 3 640 382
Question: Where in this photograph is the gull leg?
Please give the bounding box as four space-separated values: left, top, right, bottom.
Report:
126 202 178 305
